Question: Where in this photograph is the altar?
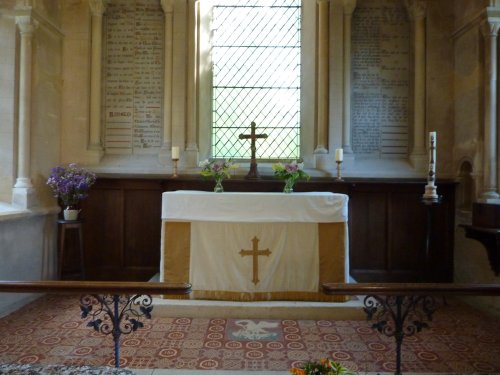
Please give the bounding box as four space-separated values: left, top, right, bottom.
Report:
160 191 349 302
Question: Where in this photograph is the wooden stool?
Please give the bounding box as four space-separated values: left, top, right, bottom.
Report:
57 219 85 279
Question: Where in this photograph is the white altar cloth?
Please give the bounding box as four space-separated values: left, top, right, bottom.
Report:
161 191 348 223
160 191 349 302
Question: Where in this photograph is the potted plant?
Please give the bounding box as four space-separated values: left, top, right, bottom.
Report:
47 163 96 220
290 359 354 375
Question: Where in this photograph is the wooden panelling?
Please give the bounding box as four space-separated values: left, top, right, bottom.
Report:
124 189 162 268
79 176 455 283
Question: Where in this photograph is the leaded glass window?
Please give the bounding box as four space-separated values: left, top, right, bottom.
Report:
211 0 301 159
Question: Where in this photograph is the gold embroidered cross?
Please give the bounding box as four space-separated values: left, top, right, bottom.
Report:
239 236 271 285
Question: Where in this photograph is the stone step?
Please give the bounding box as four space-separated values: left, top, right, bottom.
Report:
150 272 365 320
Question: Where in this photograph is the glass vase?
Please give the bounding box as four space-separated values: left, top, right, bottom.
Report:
214 177 224 193
283 178 295 193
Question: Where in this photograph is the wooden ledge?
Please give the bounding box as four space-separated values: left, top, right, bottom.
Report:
322 282 500 296
0 280 192 295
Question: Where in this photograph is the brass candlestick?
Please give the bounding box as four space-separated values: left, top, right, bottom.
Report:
172 158 179 178
336 160 343 181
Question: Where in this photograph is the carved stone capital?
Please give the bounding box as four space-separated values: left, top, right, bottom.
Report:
481 19 500 38
161 0 173 13
16 15 36 35
342 0 356 15
405 0 426 21
89 0 106 16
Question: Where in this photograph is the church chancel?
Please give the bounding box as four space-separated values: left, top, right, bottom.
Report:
160 191 349 302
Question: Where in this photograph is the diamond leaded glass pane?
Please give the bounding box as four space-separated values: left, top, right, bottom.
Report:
211 0 301 159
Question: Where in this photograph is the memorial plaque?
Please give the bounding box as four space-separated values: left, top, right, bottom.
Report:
104 0 164 154
351 0 409 157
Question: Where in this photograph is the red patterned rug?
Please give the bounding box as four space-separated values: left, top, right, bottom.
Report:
0 295 499 373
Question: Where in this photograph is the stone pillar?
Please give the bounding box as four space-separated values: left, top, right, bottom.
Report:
88 0 106 160
342 0 356 154
159 0 174 164
406 0 427 170
480 19 500 200
315 0 330 154
12 15 37 208
185 0 199 165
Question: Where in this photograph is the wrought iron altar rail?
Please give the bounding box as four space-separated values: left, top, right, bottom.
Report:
0 280 191 368
323 282 500 375
0 281 498 372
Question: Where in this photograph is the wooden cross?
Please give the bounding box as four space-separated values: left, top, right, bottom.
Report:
239 236 271 285
239 121 268 179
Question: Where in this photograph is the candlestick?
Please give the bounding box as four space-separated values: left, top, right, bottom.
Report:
336 160 343 181
172 159 178 178
335 148 343 162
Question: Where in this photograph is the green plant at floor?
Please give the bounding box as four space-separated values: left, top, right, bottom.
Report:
290 358 355 375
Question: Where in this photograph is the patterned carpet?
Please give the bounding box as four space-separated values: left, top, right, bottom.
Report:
0 295 499 373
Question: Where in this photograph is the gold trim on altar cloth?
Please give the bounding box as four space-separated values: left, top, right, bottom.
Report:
161 221 348 302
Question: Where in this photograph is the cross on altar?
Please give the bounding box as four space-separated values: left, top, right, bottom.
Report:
239 121 268 179
239 236 271 285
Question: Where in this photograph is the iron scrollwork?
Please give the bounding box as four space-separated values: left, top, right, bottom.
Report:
80 294 153 368
364 295 437 375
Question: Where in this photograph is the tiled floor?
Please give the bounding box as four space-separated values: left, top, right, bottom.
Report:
0 295 499 374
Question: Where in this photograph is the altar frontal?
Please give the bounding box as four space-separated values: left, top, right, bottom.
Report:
160 191 349 302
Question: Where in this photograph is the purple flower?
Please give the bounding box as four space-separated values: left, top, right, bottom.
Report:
272 160 309 182
47 164 96 206
199 159 238 180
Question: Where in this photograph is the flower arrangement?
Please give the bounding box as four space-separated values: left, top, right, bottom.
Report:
272 160 309 193
47 163 96 206
290 359 354 375
199 159 239 192
199 159 239 179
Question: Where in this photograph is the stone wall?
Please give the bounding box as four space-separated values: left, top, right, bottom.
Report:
0 212 57 317
0 0 61 315
0 7 17 203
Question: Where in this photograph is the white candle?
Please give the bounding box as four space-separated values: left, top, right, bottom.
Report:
335 148 343 162
429 132 436 181
171 146 180 160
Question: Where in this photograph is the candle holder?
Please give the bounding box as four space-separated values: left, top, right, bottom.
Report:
335 160 343 181
422 183 439 202
172 158 179 178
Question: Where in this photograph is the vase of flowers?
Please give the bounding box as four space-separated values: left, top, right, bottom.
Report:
47 163 96 220
290 358 354 375
199 159 239 192
272 160 309 193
